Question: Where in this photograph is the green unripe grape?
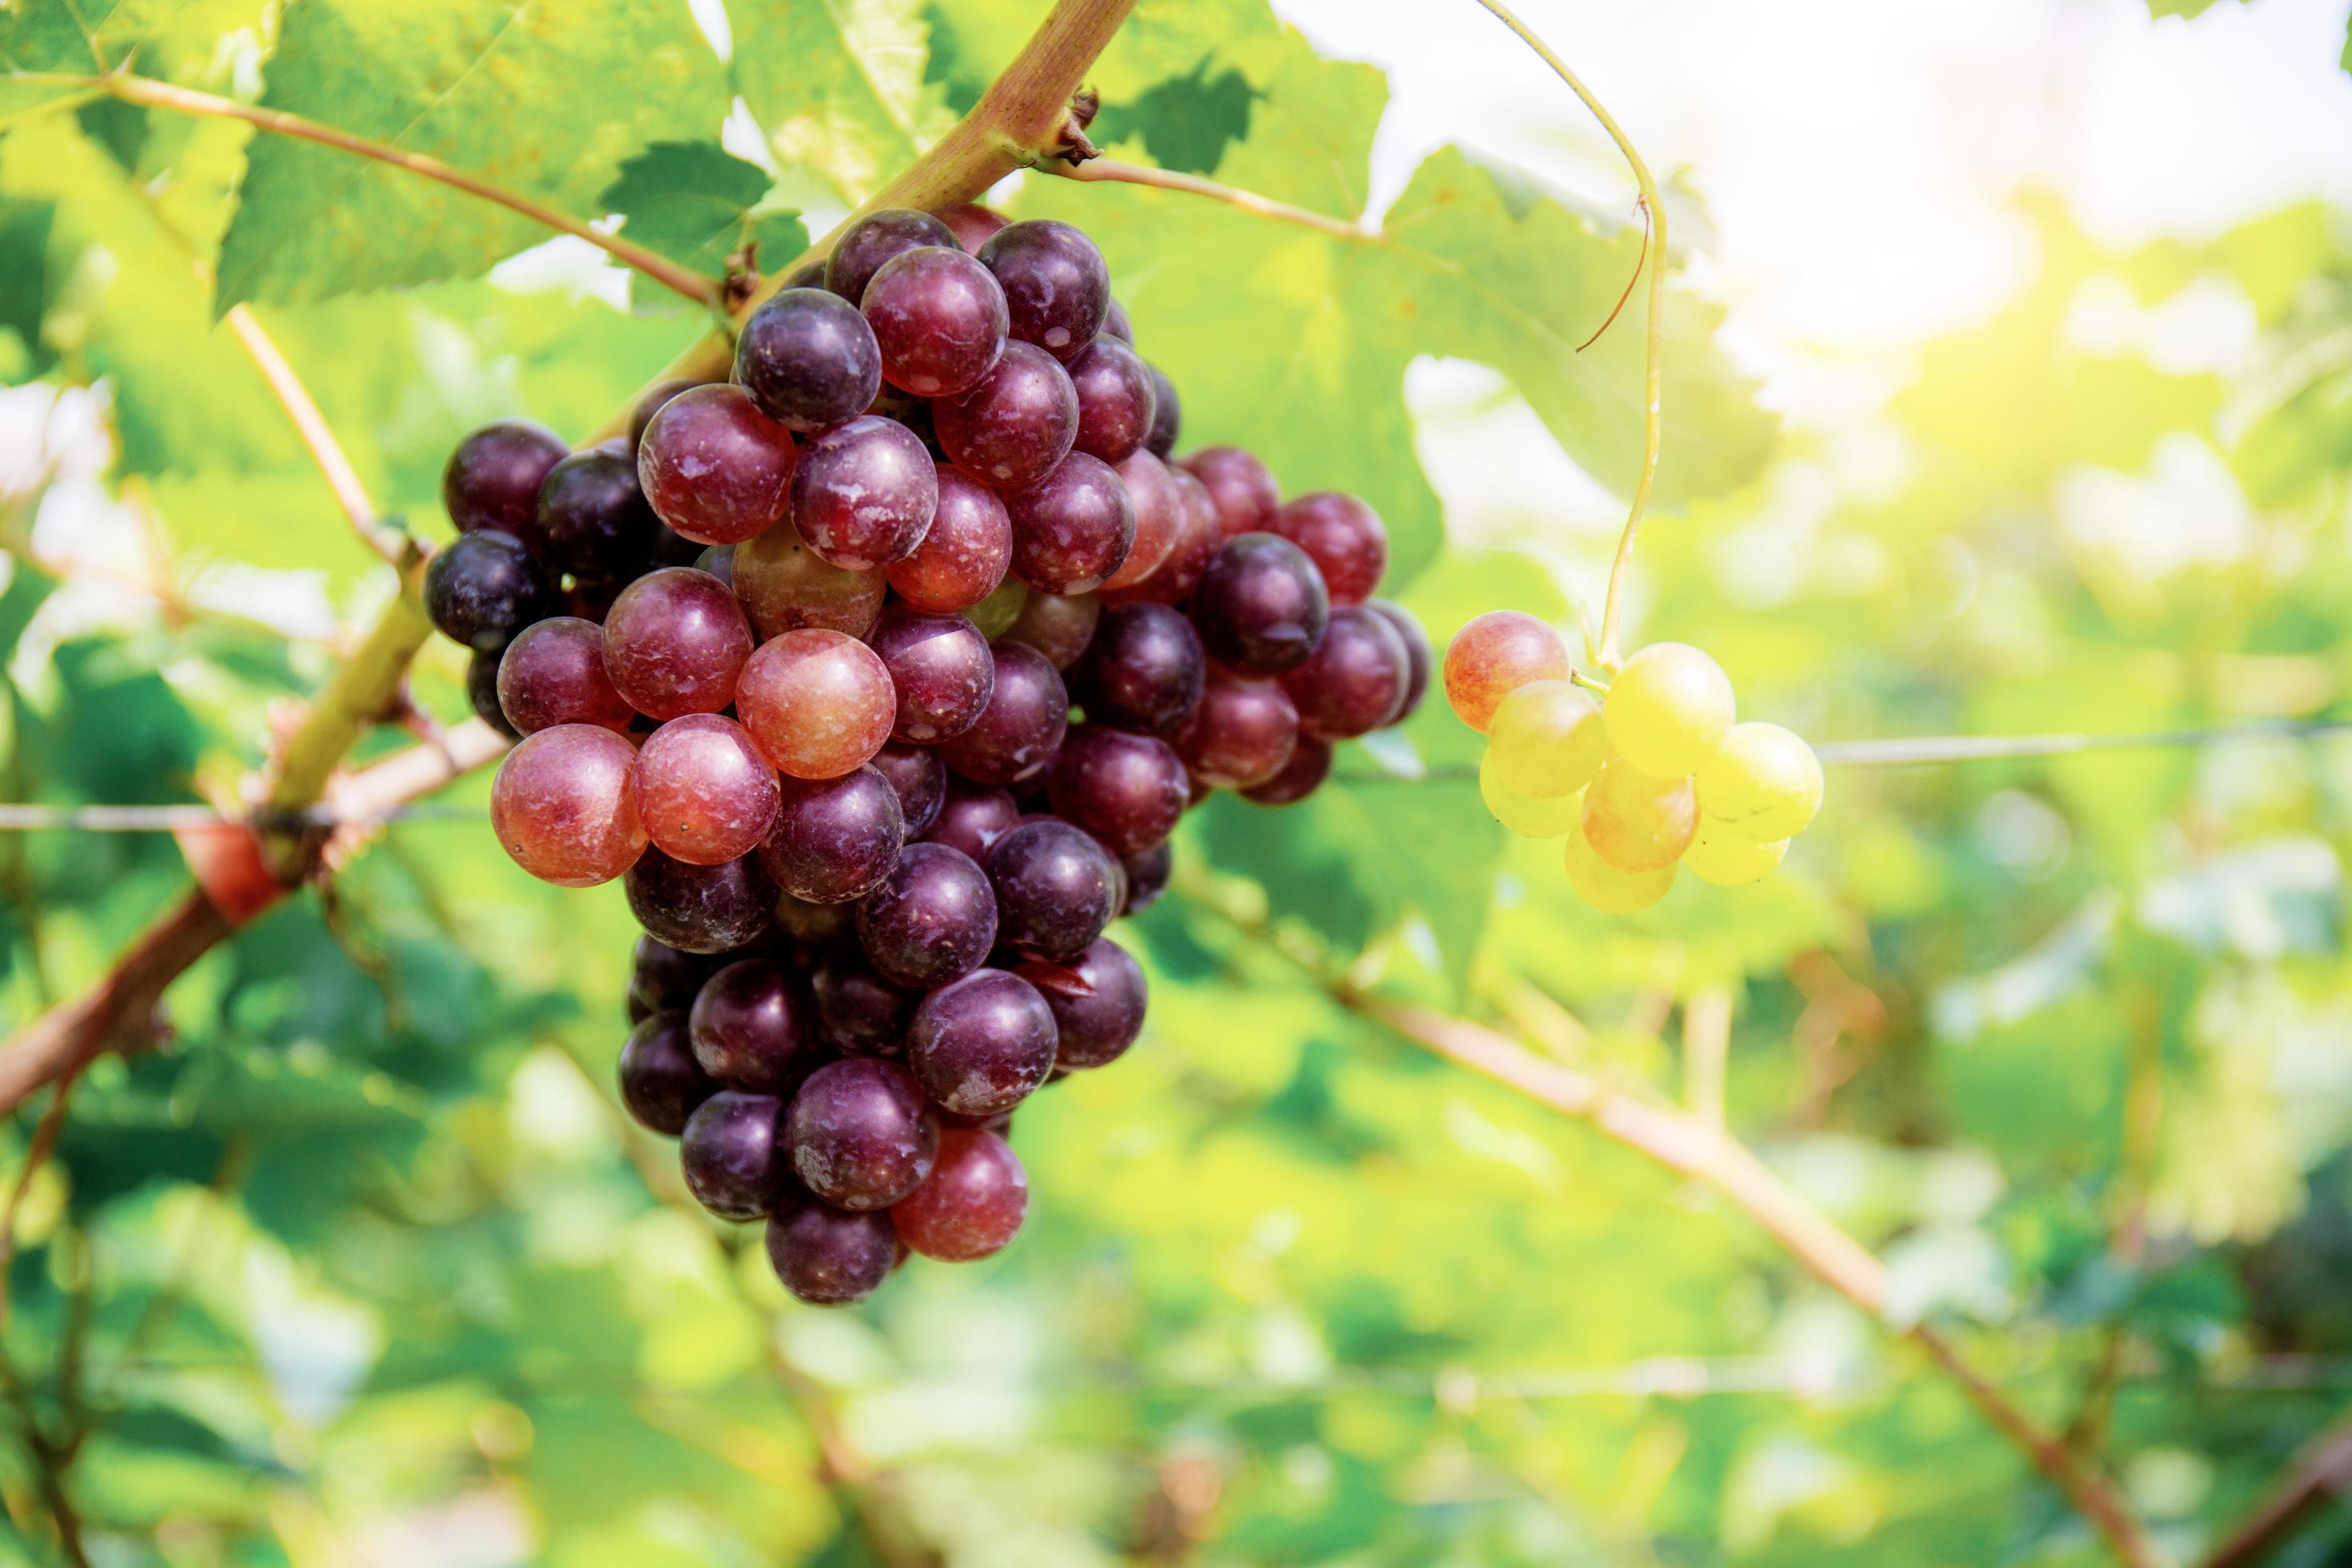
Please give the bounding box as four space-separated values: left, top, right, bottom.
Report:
966 575 1030 640
1683 819 1788 886
1478 750 1581 838
1563 825 1674 913
1581 754 1697 873
1486 679 1606 799
1695 722 1822 840
1602 642 1735 778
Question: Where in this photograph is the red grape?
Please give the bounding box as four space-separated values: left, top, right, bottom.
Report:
618 1010 718 1134
736 628 896 780
758 764 906 905
1175 669 1298 790
789 414 938 570
627 378 701 452
986 818 1119 962
490 724 646 886
1067 337 1156 464
1018 937 1146 1068
905 969 1058 1117
732 516 886 640
862 246 1009 398
866 607 995 743
1180 446 1279 537
636 383 798 546
443 419 566 542
1099 449 1180 593
1007 451 1134 594
767 1194 898 1306
603 567 754 721
1142 362 1179 458
1047 726 1188 857
925 781 1022 862
884 466 1011 612
681 1090 791 1220
854 842 998 989
787 1057 938 1210
937 203 1006 252
891 1127 1027 1261
934 340 1078 490
1120 843 1171 914
1075 602 1205 735
1190 534 1330 675
1281 603 1410 742
1241 735 1332 805
1365 600 1431 722
870 741 947 838
734 288 882 433
1269 491 1387 607
1106 464 1218 606
937 643 1067 787
826 208 956 303
497 616 632 734
633 714 780 866
978 219 1110 360
1441 610 1570 733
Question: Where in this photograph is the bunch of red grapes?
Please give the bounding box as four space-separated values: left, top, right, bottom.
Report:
422 204 1431 1306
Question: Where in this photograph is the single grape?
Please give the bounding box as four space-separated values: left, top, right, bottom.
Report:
966 576 1029 639
680 1090 791 1220
998 590 1101 671
1066 337 1156 465
736 628 897 781
732 516 886 640
936 202 1008 253
467 646 520 739
1695 722 1822 840
490 724 646 886
1190 533 1330 675
603 567 754 721
426 530 550 651
866 608 994 743
536 447 660 582
826 208 957 303
1281 603 1408 742
734 288 883 433
925 781 1022 862
1007 451 1134 594
627 378 701 452
1120 842 1171 914
1179 446 1279 537
1073 602 1205 734
618 1011 718 1135
1478 754 1580 838
1486 678 1606 799
856 842 998 988
1442 610 1570 734
787 1057 938 1210
758 765 906 905
891 1128 1027 1262
1098 450 1180 594
636 383 798 546
885 466 1011 613
1102 298 1134 345
811 954 918 1057
1582 754 1698 872
1018 936 1145 1069
986 818 1119 962
869 741 947 838
631 934 726 1013
1269 492 1387 607
1364 600 1432 723
1047 726 1188 857
688 958 825 1093
1604 642 1737 778
1142 364 1179 458
1240 735 1332 806
937 643 1068 787
767 1194 898 1306
1174 670 1297 790
934 340 1078 490
778 254 830 290
444 419 567 542
632 714 781 866
789 414 938 571
862 245 1009 398
1106 464 1218 607
1683 820 1789 886
1563 827 1676 913
905 969 1059 1118
625 847 776 954
978 219 1110 360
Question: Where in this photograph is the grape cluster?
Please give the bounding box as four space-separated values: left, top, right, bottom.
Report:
424 204 1430 1306
1443 615 1822 911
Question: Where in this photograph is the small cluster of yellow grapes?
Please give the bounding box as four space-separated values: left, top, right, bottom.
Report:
1441 612 1822 913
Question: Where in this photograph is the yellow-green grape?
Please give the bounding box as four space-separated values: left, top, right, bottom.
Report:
1487 679 1607 798
1602 642 1736 778
1695 722 1823 840
1683 819 1789 886
1581 754 1698 872
1478 750 1582 838
1563 824 1675 913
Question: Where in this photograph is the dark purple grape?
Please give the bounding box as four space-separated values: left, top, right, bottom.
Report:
1280 603 1409 742
906 969 1058 1117
1241 735 1332 805
779 254 829 290
934 341 1077 490
426 530 550 651
627 378 700 452
1176 669 1299 790
826 208 957 304
1066 338 1156 465
1047 726 1188 857
536 447 660 581
998 590 1099 670
1006 452 1134 594
1142 363 1178 458
786 1058 938 1210
885 465 1011 613
498 617 633 734
758 765 906 905
937 643 1067 788
618 1011 718 1134
892 1128 1026 1261
1190 533 1330 675
602 567 754 721
637 383 798 547
855 842 998 989
1180 446 1280 538
978 219 1110 361
767 1194 897 1305
467 646 521 739
925 781 1022 862
862 246 1008 398
866 607 994 742
986 818 1118 962
1018 937 1146 1068
789 414 938 570
1071 602 1204 734
937 202 1006 253
688 958 826 1094
1270 492 1387 607
870 742 947 838
1121 842 1171 914
634 714 782 866
734 289 882 433
631 934 725 1013
680 1090 791 1220
1365 600 1431 723
444 419 566 542
811 954 917 1056
625 847 775 953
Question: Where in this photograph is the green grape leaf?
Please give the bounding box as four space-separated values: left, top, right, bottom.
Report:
1 0 264 118
598 139 804 289
0 193 53 371
734 0 954 206
215 0 728 309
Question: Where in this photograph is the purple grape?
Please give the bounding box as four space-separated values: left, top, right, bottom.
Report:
892 1128 1026 1261
1180 446 1279 537
938 203 1007 253
866 607 994 743
625 847 776 954
468 646 521 739
757 765 906 905
779 254 829 290
937 643 1067 788
1121 842 1172 914
1270 492 1388 608
1070 601 1204 734
630 934 726 1014
978 219 1110 361
854 842 998 989
1100 450 1180 594
1102 298 1133 344
767 1194 897 1305
602 567 754 721
1190 533 1330 675
688 958 826 1093
870 742 947 838
498 617 633 734
1281 603 1410 741
811 954 917 1057
789 414 938 570
1066 338 1157 466
925 781 1022 862
536 447 661 581
1046 726 1189 858
986 818 1119 962
618 1011 719 1134
885 465 1012 614
1017 937 1146 1069
1006 452 1134 594
998 590 1100 670
1175 669 1299 790
734 289 882 433
786 1058 938 1210
426 530 550 651
934 341 1077 490
862 246 1009 398
444 419 566 542
826 208 957 304
637 383 798 547
1241 735 1332 805
905 969 1058 1118
1365 600 1431 722
1142 363 1179 458
680 1090 791 1220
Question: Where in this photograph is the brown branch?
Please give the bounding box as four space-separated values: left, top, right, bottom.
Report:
221 305 413 567
2204 1411 2352 1568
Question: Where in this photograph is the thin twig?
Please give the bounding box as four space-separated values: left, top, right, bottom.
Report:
2203 1410 2352 1568
0 1073 82 1332
221 305 412 566
1576 197 1650 353
1044 158 1365 238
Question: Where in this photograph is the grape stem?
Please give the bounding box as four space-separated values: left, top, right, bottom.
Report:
1042 157 1367 239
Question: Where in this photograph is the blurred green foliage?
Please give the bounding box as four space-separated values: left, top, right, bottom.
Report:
2 1 2351 1565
